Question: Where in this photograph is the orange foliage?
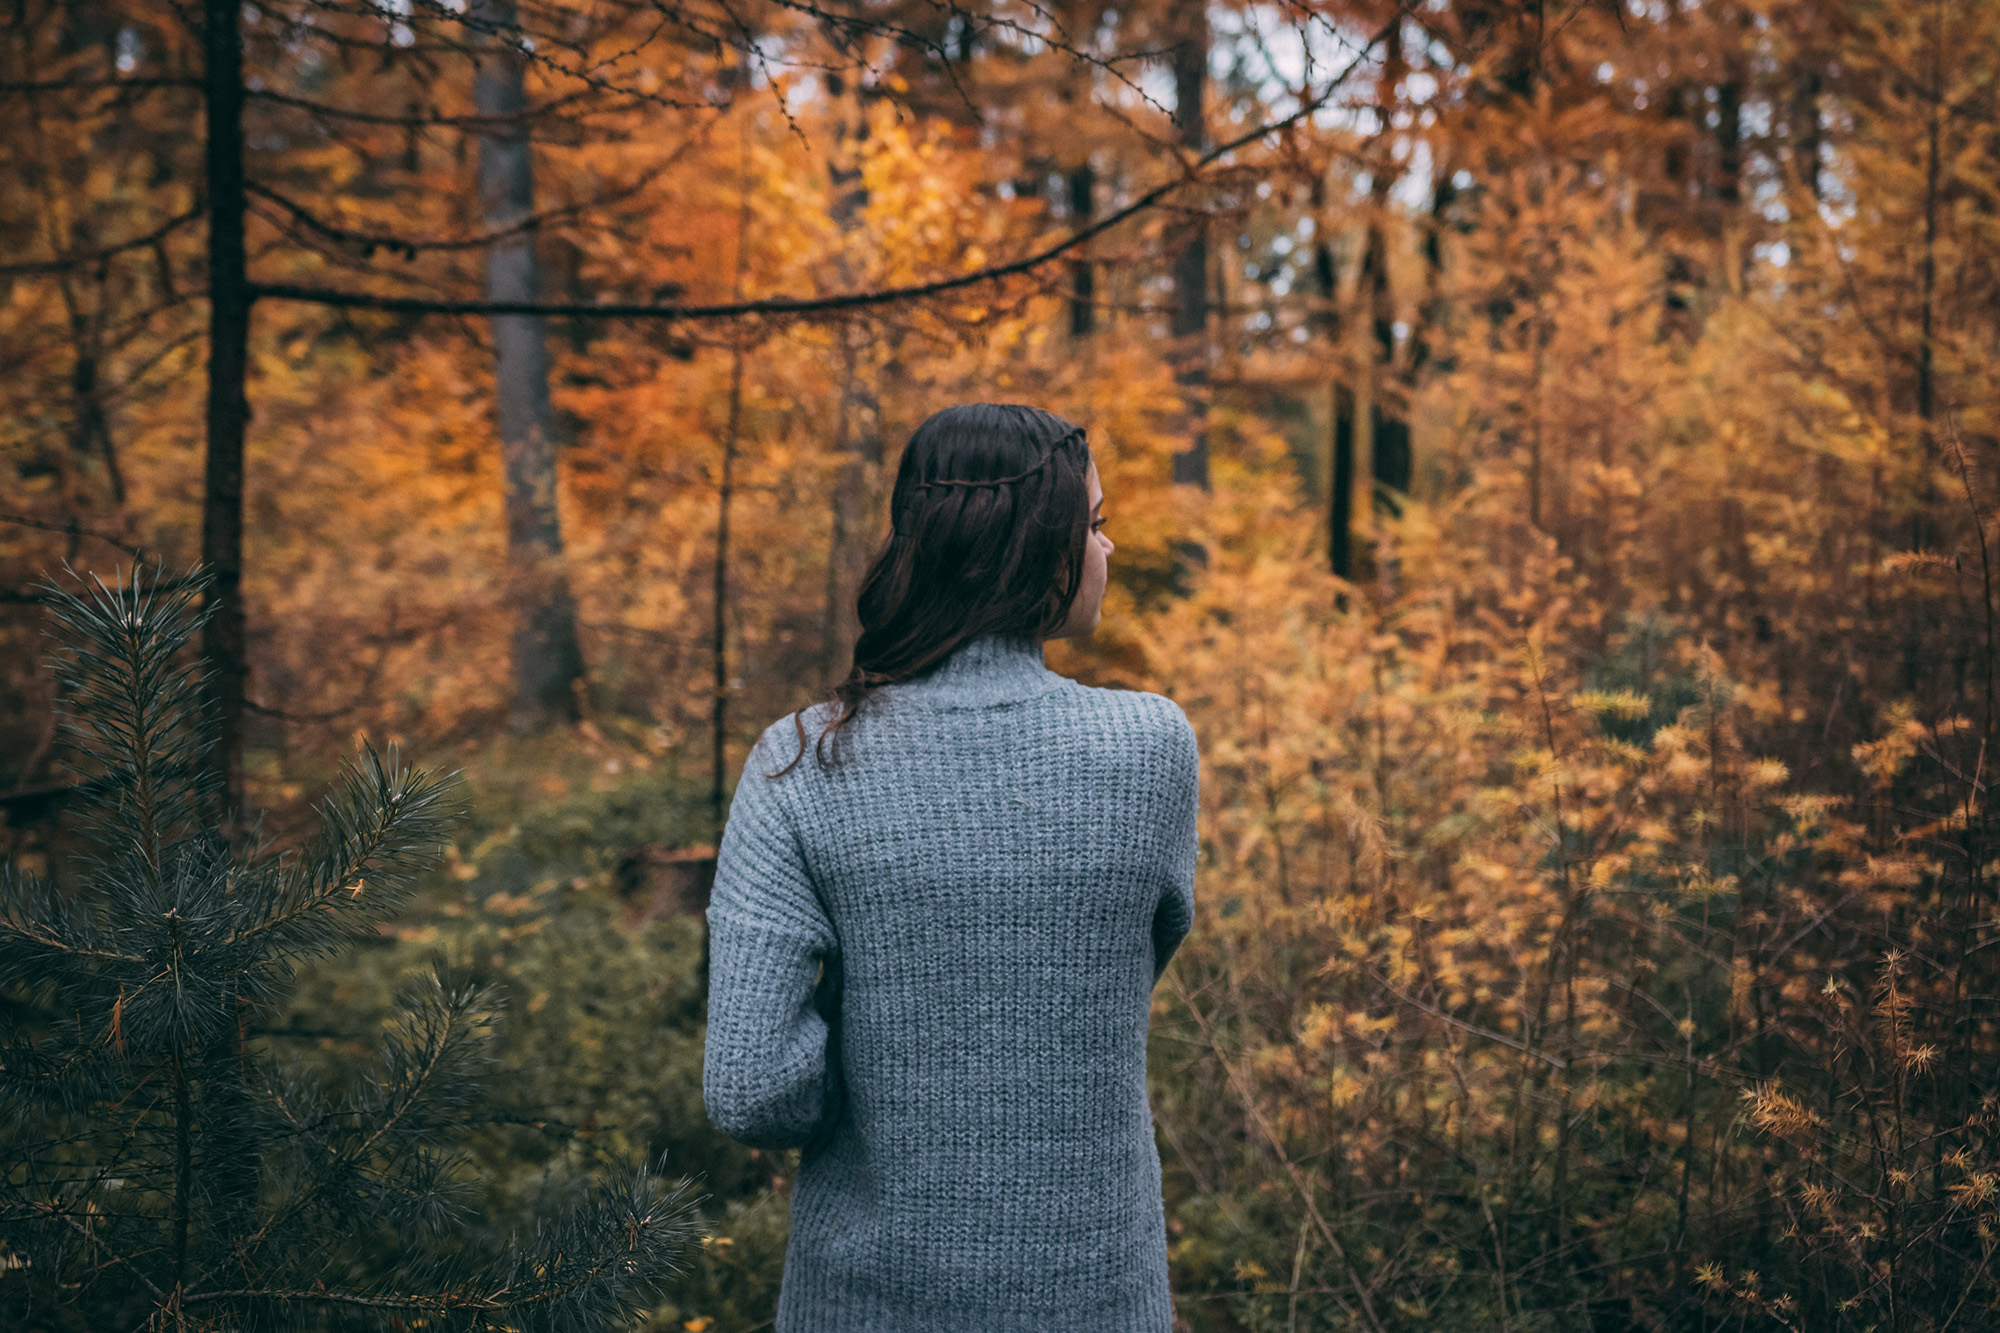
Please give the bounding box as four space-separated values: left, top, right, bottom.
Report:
7 0 2000 1326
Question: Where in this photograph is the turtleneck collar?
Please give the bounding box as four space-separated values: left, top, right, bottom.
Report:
876 633 1060 710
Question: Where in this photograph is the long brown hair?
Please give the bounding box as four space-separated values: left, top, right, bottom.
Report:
770 402 1093 776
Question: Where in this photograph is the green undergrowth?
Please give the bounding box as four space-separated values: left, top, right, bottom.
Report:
280 728 792 1330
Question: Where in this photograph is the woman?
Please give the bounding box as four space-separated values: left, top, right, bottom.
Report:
702 402 1199 1331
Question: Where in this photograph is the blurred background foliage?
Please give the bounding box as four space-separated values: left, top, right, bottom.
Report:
7 0 2000 1327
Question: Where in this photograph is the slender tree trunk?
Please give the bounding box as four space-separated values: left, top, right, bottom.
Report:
1068 160 1097 337
1309 173 1355 580
712 135 752 830
1062 0 1098 339
1360 26 1410 515
200 0 250 821
711 345 743 831
472 0 585 731
1906 1 1946 696
1169 4 1210 489
1331 387 1356 578
820 84 877 688
1792 68 1822 200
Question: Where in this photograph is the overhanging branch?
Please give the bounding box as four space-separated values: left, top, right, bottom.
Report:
249 17 1398 324
0 210 202 278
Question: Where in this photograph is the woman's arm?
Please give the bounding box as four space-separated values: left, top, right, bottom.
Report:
702 728 844 1151
1149 702 1200 986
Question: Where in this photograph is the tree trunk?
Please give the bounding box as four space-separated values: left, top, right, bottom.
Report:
1361 24 1410 518
200 0 250 822
1331 386 1356 579
471 0 585 731
1063 0 1098 339
1169 4 1210 489
711 343 743 831
1068 160 1097 338
819 85 878 689
1309 173 1354 580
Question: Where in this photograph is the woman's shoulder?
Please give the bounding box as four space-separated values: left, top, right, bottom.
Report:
745 704 840 773
1051 679 1198 760
745 685 1195 782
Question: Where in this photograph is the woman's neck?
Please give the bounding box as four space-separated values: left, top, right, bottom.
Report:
880 633 1053 709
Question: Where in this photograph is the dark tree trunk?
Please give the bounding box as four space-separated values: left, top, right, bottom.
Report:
1361 23 1409 520
820 91 878 689
1169 5 1210 489
471 0 585 731
1792 69 1822 199
1068 160 1096 337
1310 173 1354 580
1331 386 1356 579
200 0 250 821
711 345 743 831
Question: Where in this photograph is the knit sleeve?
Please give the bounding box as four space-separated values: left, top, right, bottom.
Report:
702 723 844 1151
1149 701 1200 986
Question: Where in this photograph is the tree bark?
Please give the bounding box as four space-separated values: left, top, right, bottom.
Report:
472 0 585 731
1309 173 1354 580
1063 0 1098 339
200 0 250 821
1331 387 1356 579
1169 4 1210 489
1068 160 1097 338
711 343 743 831
819 85 879 689
1792 68 1822 200
1360 25 1410 514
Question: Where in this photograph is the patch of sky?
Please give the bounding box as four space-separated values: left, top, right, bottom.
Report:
116 26 141 73
378 0 414 49
1817 148 1858 228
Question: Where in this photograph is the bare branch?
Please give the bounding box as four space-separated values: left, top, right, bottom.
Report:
250 20 1399 322
0 210 202 279
245 84 596 128
0 77 199 95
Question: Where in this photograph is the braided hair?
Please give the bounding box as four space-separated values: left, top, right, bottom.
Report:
770 403 1093 776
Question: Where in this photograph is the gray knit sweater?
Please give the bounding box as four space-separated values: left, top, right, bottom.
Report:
701 633 1199 1332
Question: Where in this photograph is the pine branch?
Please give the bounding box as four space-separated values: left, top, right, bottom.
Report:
38 568 219 873
3 562 701 1329
205 969 498 1277
187 1167 701 1323
227 744 458 959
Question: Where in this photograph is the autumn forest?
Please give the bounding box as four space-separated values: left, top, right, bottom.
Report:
4 0 1999 1328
